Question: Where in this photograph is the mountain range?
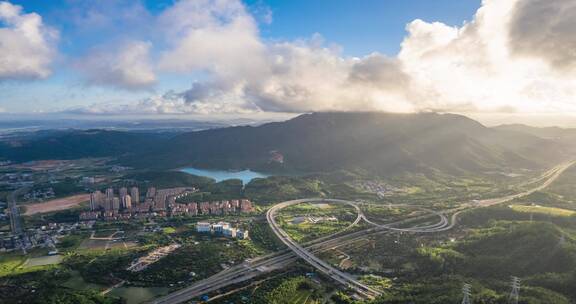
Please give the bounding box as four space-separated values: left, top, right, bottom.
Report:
1 112 572 177
126 112 571 176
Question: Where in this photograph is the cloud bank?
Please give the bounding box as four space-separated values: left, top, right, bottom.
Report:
399 0 576 113
75 40 156 90
3 0 576 116
122 0 576 114
0 1 58 80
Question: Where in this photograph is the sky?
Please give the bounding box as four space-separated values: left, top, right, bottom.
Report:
1 0 576 126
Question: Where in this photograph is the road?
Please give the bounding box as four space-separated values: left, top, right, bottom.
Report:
266 199 453 299
150 207 450 304
267 198 382 298
8 187 29 236
150 160 574 303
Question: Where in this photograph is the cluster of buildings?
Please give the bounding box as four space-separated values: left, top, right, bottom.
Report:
1 221 91 252
79 186 254 221
171 199 254 217
80 186 197 220
352 180 404 198
0 172 33 188
196 221 249 239
23 187 55 201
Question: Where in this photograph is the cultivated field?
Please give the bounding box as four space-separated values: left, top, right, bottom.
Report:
24 194 89 215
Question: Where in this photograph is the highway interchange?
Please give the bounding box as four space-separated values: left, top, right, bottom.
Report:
150 160 575 304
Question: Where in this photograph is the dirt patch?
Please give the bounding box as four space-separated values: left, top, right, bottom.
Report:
24 194 89 215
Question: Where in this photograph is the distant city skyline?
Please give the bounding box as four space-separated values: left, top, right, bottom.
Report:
1 0 576 127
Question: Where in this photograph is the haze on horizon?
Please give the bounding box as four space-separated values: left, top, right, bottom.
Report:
1 0 576 127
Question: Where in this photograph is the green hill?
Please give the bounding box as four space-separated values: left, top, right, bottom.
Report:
126 112 569 176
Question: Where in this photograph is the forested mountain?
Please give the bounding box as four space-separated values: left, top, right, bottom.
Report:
0 130 171 161
1 113 570 177
126 112 570 176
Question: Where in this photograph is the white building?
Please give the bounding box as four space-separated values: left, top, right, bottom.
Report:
223 227 237 238
213 222 230 234
196 222 211 233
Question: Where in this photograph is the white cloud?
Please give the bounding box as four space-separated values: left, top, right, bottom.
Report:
0 1 58 80
398 0 576 114
158 0 268 80
73 90 259 115
508 0 576 72
152 0 412 114
75 40 156 90
69 0 576 115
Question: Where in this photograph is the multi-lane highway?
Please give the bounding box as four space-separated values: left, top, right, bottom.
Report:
150 204 449 304
266 198 454 299
150 160 575 304
267 198 382 298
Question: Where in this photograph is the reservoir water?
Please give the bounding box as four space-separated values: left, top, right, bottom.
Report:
180 167 269 185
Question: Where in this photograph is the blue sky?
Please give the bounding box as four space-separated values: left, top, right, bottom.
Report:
11 0 481 56
252 0 480 56
0 0 480 114
1 0 574 124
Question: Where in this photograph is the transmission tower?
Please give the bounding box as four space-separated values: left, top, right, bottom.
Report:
559 233 566 246
508 276 520 304
461 283 472 304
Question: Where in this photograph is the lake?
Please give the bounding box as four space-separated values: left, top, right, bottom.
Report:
180 167 269 185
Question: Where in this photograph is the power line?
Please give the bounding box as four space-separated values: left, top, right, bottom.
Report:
462 283 472 304
508 276 520 304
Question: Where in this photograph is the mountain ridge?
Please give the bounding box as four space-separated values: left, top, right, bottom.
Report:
1 112 570 178
125 112 570 176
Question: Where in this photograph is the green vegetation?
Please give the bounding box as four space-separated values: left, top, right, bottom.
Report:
123 170 213 189
248 220 286 251
510 204 576 217
29 177 83 199
359 275 392 290
128 239 258 286
265 276 321 304
57 233 89 251
367 276 570 304
0 129 168 162
547 164 576 202
0 253 26 276
24 209 84 227
277 202 357 243
161 227 177 234
64 248 141 285
245 176 324 204
212 270 326 304
123 112 567 180
0 267 122 304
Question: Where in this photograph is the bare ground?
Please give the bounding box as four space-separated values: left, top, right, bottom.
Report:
24 194 89 215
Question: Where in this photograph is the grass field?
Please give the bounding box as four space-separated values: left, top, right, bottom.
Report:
0 254 26 276
23 255 63 267
162 227 177 234
278 202 356 243
286 290 318 304
0 251 61 276
510 204 576 217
